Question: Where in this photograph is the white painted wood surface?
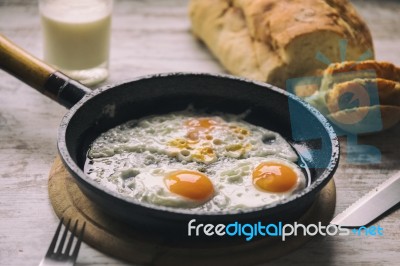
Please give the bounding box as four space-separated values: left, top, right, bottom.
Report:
0 0 399 265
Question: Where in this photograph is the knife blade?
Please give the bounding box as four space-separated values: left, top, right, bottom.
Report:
330 171 400 227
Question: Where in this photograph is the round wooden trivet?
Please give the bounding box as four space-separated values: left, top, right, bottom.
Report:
48 155 336 266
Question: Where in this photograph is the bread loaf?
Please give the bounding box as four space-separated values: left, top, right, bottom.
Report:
189 0 374 88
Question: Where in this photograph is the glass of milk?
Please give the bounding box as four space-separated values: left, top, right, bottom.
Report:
39 0 113 86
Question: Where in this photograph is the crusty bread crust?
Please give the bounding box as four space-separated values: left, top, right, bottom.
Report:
324 60 400 81
189 0 374 88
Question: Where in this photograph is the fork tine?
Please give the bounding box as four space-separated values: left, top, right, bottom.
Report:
55 218 71 255
46 217 64 256
64 219 78 255
40 218 86 266
71 221 86 260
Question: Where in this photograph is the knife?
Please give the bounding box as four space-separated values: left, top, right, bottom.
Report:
331 171 400 227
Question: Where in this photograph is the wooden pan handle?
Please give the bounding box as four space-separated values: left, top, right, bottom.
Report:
0 34 91 108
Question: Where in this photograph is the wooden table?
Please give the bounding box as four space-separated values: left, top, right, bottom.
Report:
0 0 399 265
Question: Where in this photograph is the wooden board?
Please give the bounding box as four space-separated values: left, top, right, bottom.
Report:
48 156 336 266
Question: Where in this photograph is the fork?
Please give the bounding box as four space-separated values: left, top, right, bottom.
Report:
39 218 86 266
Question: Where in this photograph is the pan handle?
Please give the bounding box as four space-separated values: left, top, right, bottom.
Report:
0 34 91 109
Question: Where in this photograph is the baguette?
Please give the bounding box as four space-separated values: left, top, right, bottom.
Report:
189 0 374 88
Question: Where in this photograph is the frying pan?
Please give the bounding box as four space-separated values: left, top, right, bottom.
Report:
0 34 339 242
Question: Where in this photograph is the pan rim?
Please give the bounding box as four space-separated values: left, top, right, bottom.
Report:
57 72 340 217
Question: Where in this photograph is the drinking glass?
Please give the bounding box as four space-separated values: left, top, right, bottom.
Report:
39 0 113 86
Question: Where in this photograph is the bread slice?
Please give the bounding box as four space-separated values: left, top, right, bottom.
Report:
320 60 400 91
189 0 374 88
323 60 400 80
328 105 400 133
325 78 400 112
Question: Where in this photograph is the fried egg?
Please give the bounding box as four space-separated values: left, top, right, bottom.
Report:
85 110 307 212
125 168 215 208
212 157 306 210
89 112 298 164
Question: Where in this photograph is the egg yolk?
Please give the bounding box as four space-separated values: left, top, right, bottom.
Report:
164 170 214 201
252 162 297 193
185 118 218 141
185 118 217 130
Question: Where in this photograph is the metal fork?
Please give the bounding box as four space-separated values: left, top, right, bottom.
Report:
39 218 86 266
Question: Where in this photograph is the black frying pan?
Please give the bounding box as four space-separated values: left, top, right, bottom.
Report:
0 35 339 242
